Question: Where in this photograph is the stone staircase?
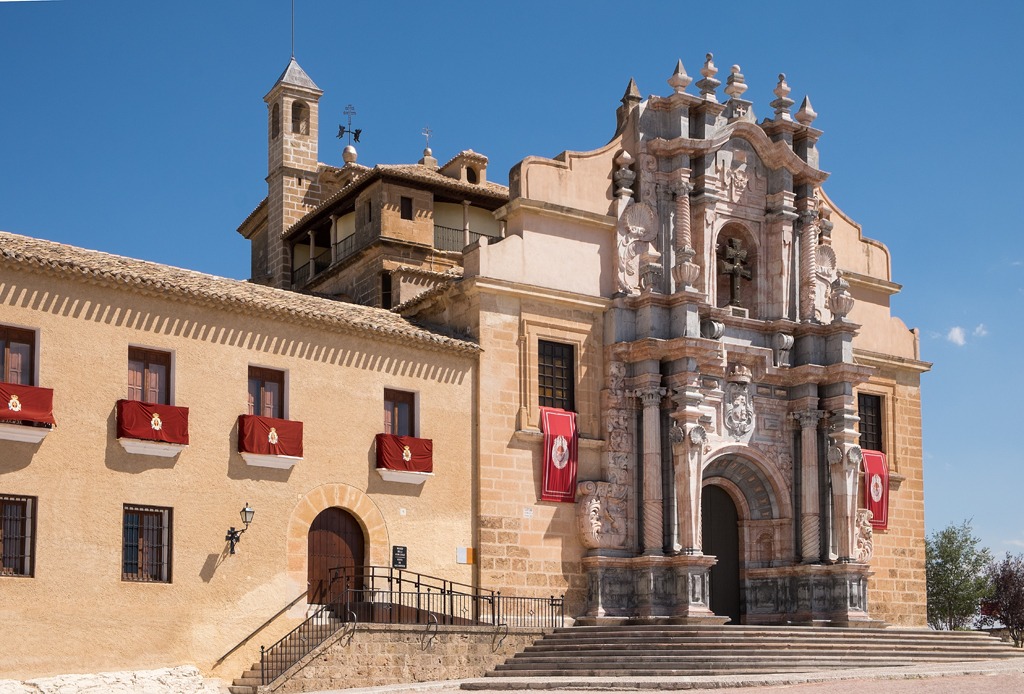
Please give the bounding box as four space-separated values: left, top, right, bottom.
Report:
485 624 1024 678
228 613 347 694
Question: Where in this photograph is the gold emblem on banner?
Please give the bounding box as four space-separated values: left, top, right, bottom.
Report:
7 394 21 412
268 427 279 445
150 412 163 431
402 445 412 462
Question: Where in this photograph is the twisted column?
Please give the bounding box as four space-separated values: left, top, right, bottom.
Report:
633 386 667 555
798 211 819 322
794 409 824 562
671 179 699 290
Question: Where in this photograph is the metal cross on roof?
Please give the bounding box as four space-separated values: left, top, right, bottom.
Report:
422 126 433 149
337 104 361 144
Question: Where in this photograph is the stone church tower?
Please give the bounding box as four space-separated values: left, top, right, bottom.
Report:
256 58 323 288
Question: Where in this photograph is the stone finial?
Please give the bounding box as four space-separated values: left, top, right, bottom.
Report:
419 146 438 169
696 53 721 102
667 59 692 94
621 78 642 105
829 272 855 322
795 96 817 126
613 150 636 197
342 144 358 164
771 73 795 121
724 65 748 99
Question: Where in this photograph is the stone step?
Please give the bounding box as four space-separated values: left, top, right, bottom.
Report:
520 641 1019 654
227 686 256 694
544 626 997 640
500 653 1011 668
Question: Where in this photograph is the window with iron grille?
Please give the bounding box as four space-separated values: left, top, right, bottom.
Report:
122 505 171 583
857 393 884 453
0 495 35 577
538 340 575 412
128 347 170 405
0 326 35 386
384 388 416 436
248 366 285 419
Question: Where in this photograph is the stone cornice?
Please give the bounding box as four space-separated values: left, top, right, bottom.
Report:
647 121 829 185
465 276 611 312
493 198 616 231
843 271 902 296
854 349 932 374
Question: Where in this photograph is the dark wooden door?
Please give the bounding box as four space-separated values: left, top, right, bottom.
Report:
702 484 741 624
307 508 364 604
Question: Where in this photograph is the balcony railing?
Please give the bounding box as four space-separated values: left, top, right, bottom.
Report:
433 225 490 252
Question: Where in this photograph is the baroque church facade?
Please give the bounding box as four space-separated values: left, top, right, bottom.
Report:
0 53 928 682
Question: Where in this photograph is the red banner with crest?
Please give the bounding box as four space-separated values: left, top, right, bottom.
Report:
238 414 303 458
862 449 889 530
116 399 189 444
375 433 433 473
0 382 55 425
539 407 578 503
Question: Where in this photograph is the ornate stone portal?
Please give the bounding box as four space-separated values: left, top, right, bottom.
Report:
574 55 887 627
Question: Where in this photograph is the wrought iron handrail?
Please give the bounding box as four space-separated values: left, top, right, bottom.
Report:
260 566 564 686
213 589 308 668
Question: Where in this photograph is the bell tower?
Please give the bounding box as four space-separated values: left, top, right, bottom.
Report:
262 58 323 288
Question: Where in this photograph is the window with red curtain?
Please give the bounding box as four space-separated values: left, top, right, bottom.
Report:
0 326 35 386
128 348 170 405
248 367 285 419
383 389 415 436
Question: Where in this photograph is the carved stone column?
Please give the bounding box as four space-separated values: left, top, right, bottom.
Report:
793 409 824 562
672 422 706 554
798 210 819 323
671 178 699 290
632 384 666 555
828 404 863 562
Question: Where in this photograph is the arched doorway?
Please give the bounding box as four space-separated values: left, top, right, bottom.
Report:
702 484 741 623
307 508 365 604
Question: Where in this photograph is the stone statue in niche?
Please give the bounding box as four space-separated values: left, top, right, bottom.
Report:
576 480 628 550
855 508 874 563
616 201 659 295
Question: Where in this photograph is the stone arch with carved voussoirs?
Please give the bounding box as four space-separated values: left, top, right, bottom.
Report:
286 484 390 589
702 445 793 567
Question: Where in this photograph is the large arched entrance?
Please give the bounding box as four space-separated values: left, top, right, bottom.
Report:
702 484 741 623
307 508 365 604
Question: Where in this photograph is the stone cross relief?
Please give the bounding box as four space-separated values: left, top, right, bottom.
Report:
717 237 751 307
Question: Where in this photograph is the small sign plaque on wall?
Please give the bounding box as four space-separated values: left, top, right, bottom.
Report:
392 545 408 569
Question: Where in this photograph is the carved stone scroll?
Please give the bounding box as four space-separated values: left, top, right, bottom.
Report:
616 202 659 295
576 480 628 550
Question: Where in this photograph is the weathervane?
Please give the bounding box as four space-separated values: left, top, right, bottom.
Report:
422 126 433 149
337 104 361 144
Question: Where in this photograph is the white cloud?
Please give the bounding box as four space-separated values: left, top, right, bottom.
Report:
973 324 988 337
1005 539 1024 548
946 326 966 346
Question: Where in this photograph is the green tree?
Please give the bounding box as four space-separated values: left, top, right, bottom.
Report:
981 554 1024 647
926 520 992 630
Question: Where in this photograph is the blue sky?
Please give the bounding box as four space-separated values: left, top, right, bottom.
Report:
1 1 1022 554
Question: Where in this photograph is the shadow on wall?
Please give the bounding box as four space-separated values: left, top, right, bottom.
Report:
1 275 472 386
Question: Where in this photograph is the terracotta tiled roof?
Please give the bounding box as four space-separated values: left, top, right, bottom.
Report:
0 231 479 355
237 197 268 235
284 162 509 239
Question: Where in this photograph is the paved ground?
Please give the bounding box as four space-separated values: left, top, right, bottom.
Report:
306 659 1024 693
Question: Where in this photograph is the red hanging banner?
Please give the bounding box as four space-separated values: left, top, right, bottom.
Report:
862 449 889 530
0 382 55 426
375 433 433 473
539 407 578 503
238 414 303 458
116 399 189 445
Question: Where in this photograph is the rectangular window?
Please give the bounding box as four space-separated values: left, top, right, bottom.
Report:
128 347 170 405
365 200 372 224
538 340 575 411
0 326 35 386
400 196 413 221
381 271 393 309
384 388 416 436
0 495 35 577
122 505 171 583
858 393 884 452
248 366 285 419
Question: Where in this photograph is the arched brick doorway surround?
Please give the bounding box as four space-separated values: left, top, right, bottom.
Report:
286 484 389 589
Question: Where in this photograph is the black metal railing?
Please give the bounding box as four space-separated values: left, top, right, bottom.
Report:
312 248 331 275
433 225 490 252
259 565 564 685
290 263 311 288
